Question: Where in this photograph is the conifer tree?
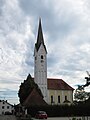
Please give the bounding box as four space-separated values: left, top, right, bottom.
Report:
18 74 43 104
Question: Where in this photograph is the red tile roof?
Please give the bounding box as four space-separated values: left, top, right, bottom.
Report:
47 78 74 90
32 78 74 90
23 88 47 106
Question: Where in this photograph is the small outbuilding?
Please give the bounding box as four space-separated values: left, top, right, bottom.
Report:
0 100 14 115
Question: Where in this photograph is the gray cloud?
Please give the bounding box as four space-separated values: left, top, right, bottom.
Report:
19 0 79 42
0 0 90 104
0 88 18 104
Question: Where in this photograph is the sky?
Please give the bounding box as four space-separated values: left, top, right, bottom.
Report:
0 0 90 104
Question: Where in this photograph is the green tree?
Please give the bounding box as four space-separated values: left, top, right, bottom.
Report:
18 74 43 104
74 86 90 102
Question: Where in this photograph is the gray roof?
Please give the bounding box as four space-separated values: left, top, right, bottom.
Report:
35 18 47 52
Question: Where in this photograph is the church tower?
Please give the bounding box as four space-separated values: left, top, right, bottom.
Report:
34 19 47 102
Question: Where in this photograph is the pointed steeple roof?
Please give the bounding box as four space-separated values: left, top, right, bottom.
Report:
37 18 44 45
35 18 47 52
23 88 47 106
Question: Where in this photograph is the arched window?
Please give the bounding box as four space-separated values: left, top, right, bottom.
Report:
51 95 53 103
65 96 67 100
58 96 60 103
41 55 43 59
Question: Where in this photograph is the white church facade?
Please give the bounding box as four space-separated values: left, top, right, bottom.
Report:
33 19 74 105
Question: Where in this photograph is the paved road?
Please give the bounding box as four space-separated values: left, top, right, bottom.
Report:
33 116 90 120
0 115 17 120
49 117 90 120
47 117 70 120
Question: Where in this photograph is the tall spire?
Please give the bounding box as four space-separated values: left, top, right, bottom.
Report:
35 18 46 51
37 18 44 43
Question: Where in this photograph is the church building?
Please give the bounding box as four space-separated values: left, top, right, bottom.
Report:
33 19 74 105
